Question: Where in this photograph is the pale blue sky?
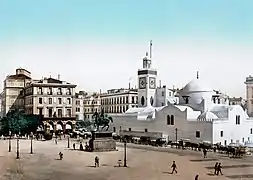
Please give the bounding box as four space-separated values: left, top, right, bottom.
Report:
0 0 253 97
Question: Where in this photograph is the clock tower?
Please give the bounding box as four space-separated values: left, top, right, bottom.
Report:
138 40 157 107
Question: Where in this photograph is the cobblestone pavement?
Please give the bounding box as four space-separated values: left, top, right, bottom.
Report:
0 139 252 180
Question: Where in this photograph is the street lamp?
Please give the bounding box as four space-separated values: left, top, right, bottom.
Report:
123 139 127 167
8 131 11 152
30 132 33 154
67 135 70 148
16 139 19 159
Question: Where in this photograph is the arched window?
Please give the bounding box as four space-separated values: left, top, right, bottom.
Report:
141 96 145 106
167 115 170 125
170 115 175 125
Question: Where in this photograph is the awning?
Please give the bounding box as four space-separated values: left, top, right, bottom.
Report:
66 124 72 130
56 124 63 130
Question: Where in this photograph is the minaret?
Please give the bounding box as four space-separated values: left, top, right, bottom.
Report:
137 40 157 107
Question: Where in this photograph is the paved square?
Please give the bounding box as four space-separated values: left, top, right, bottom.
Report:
0 139 253 180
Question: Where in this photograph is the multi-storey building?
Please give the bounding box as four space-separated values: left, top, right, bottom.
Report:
100 88 138 114
75 91 85 120
24 77 77 133
1 68 32 116
83 93 101 120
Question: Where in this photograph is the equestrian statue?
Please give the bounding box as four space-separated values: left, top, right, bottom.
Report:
92 109 113 131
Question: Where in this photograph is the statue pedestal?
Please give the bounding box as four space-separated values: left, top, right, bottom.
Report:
89 131 116 152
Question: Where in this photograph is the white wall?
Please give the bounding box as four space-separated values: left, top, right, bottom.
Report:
213 106 253 146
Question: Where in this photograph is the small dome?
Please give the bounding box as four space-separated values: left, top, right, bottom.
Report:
181 79 213 93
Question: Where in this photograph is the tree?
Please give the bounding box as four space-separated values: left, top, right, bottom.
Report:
0 109 41 135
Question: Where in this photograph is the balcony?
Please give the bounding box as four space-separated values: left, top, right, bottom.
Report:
47 92 53 95
66 92 71 95
57 92 62 95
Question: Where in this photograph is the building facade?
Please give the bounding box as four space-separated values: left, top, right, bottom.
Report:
24 77 77 133
1 68 32 116
83 93 101 120
100 88 138 114
75 91 85 121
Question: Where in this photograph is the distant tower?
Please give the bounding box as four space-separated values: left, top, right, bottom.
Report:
137 40 157 107
197 71 199 79
245 75 253 116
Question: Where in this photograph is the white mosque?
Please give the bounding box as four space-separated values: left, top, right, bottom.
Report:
110 42 253 146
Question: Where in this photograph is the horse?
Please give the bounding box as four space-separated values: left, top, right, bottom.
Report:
100 115 113 131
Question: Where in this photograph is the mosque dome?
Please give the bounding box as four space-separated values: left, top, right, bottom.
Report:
181 78 213 93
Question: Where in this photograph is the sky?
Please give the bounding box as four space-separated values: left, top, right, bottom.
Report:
0 0 253 97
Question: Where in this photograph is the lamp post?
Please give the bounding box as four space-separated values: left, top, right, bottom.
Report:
175 128 178 149
123 139 127 167
67 135 70 148
16 139 19 159
30 132 33 154
8 131 11 152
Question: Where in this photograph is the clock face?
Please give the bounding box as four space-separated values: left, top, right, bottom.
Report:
149 77 156 89
139 77 146 89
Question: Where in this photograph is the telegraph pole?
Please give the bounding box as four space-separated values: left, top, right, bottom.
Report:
8 131 11 152
30 132 33 154
16 139 20 159
123 140 127 167
175 128 178 148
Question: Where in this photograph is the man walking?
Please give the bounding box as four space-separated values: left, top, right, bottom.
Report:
171 161 178 174
203 149 207 158
214 162 218 175
217 163 223 175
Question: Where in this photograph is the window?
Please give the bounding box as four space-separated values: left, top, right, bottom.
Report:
171 115 175 125
236 115 240 125
67 88 71 95
76 108 80 112
49 98 52 104
38 87 43 94
58 109 62 117
48 87 52 95
39 98 42 104
48 109 53 117
224 140 227 146
145 128 148 132
132 97 135 104
128 128 131 131
162 91 164 96
38 108 43 115
58 98 62 104
67 109 71 117
67 98 71 104
220 131 223 137
196 131 200 138
57 88 62 95
251 128 253 134
113 127 116 132
167 115 170 125
162 103 164 106
76 100 80 105
167 115 175 125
